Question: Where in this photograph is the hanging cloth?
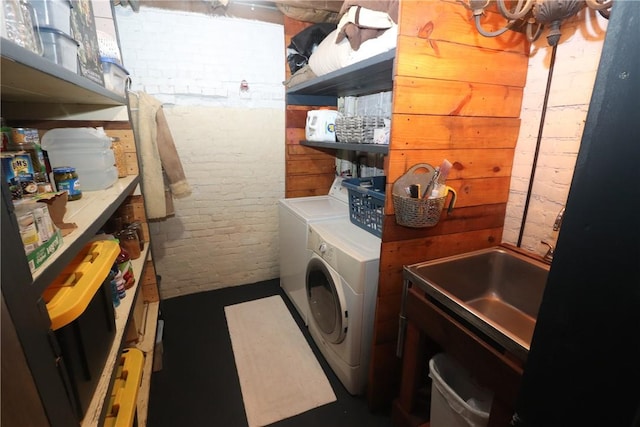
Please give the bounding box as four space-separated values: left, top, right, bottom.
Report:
129 91 191 220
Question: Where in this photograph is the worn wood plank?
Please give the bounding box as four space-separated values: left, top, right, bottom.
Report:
285 174 335 198
285 127 306 145
367 341 402 410
381 228 502 271
393 76 524 117
443 177 511 207
286 105 312 129
386 148 514 185
391 114 520 150
398 0 529 54
397 322 426 414
286 159 335 175
384 202 507 241
396 35 528 87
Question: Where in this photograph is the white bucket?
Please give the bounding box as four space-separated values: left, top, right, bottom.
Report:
305 110 339 142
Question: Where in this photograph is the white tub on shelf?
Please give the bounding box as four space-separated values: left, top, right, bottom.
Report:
100 57 129 97
37 26 78 72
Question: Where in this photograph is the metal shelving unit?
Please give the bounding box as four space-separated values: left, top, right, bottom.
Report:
1 35 153 427
286 49 395 106
301 140 389 154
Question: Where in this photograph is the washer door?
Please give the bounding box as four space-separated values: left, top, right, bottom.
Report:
306 256 348 344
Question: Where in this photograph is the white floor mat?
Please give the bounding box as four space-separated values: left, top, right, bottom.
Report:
225 295 336 427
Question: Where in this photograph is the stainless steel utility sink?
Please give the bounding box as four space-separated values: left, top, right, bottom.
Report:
404 246 550 359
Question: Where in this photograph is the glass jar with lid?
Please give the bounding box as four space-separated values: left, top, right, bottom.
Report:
116 228 141 260
53 166 82 200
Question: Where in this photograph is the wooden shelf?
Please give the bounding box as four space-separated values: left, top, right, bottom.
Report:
135 300 160 426
286 49 395 106
301 140 389 154
1 38 126 105
80 245 156 427
31 175 140 293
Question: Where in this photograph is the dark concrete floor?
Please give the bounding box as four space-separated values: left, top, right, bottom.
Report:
147 279 392 427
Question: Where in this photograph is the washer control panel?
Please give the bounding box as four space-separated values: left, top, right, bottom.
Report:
308 226 338 269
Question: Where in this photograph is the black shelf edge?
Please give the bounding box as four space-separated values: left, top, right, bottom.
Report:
31 176 140 294
1 38 126 105
287 49 395 103
301 140 389 154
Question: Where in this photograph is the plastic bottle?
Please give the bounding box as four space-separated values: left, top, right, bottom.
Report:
109 270 120 307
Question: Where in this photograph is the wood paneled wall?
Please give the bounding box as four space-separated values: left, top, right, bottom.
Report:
284 17 338 198
283 1 530 409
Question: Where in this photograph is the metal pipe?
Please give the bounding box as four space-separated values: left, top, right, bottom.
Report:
517 43 558 247
396 278 410 358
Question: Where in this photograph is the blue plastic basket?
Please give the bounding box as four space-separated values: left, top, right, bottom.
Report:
341 176 386 238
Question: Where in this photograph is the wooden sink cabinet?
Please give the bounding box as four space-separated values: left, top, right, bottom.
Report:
392 283 524 427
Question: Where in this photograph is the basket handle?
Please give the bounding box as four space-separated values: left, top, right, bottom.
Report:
445 186 457 214
405 163 435 176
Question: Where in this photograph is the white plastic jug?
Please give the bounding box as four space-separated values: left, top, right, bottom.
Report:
41 127 118 191
305 110 339 142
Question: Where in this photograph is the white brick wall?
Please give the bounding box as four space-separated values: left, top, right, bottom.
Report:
115 7 285 298
503 12 608 256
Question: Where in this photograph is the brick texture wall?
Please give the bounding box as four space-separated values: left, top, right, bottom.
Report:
503 12 608 255
115 7 285 298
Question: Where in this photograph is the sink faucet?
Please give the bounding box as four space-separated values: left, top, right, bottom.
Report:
553 206 565 231
540 241 554 263
541 207 565 263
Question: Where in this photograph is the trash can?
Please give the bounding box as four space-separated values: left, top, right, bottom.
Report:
428 353 494 427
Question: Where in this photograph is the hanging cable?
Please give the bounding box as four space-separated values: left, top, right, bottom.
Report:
517 43 558 247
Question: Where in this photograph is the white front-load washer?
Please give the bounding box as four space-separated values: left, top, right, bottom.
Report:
278 177 349 325
305 217 381 395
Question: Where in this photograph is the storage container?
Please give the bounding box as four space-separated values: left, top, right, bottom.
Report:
341 176 386 238
2 0 43 55
43 240 120 419
104 348 144 427
100 57 129 97
305 110 339 142
429 353 494 427
31 0 72 35
41 128 119 190
38 26 78 72
41 127 112 150
76 165 118 191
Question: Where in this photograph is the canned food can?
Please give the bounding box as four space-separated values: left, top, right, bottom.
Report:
11 127 28 143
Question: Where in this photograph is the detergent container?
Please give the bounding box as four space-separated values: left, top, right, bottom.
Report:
305 110 339 142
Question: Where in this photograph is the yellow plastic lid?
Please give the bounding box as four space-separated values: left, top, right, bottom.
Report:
104 348 145 427
43 240 120 330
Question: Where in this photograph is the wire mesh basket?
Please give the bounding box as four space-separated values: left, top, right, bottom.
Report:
335 115 387 144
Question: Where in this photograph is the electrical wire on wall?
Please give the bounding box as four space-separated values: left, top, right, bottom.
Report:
517 43 559 248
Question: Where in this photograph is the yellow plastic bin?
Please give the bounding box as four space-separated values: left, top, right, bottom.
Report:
43 240 120 419
104 348 145 427
428 353 494 427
